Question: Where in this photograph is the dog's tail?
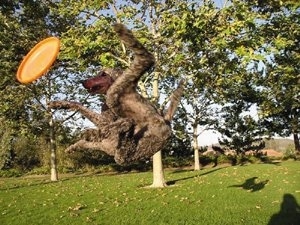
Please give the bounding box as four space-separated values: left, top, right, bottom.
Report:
164 79 185 122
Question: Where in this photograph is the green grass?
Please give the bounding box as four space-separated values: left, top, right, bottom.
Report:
0 161 299 225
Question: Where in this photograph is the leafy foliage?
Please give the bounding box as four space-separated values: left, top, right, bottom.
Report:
1 0 299 173
0 120 14 169
217 102 265 154
0 1 79 173
253 1 300 150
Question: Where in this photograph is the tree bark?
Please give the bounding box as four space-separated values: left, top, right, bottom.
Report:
193 124 201 171
194 147 200 171
293 133 300 152
150 72 167 187
49 112 58 181
47 77 58 182
150 151 167 187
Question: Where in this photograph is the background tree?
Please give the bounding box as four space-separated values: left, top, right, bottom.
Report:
196 0 300 155
161 0 265 155
0 119 15 169
2 0 298 176
217 101 265 155
0 1 51 171
0 0 78 179
52 0 271 171
251 0 300 152
54 0 203 187
176 85 217 170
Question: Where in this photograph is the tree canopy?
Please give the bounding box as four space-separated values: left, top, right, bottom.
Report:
0 0 299 173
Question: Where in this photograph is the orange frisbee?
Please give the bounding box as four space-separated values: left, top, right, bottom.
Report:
16 37 60 84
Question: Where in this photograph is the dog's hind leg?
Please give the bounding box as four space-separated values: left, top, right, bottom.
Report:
115 80 185 165
65 118 135 155
65 139 115 156
106 23 155 111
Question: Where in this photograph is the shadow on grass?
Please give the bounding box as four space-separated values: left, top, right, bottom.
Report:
268 194 300 225
171 169 194 174
166 167 225 186
262 161 282 166
228 176 269 192
0 179 54 191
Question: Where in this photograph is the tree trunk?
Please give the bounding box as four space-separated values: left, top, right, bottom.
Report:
193 124 201 170
46 77 58 182
139 76 166 187
149 72 167 187
194 147 200 171
150 151 167 187
293 133 300 152
49 113 58 181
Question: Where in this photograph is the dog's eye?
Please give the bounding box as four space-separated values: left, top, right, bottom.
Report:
97 71 107 77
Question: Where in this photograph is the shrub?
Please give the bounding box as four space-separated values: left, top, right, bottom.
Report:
163 156 192 168
199 155 213 166
26 167 50 175
0 169 22 177
216 154 233 165
0 126 14 169
68 150 114 170
12 136 41 171
283 147 297 160
111 160 152 172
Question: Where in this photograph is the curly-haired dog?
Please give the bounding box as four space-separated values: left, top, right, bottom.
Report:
49 24 184 165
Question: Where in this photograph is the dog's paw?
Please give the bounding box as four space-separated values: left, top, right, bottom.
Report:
48 100 79 110
48 101 60 109
113 23 127 34
117 118 135 133
65 148 74 154
48 100 71 109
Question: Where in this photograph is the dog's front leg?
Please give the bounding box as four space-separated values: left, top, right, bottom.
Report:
48 100 109 127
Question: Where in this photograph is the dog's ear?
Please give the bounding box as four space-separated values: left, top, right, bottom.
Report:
101 103 109 111
103 68 123 80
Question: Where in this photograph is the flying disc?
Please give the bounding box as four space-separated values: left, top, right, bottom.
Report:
16 37 60 84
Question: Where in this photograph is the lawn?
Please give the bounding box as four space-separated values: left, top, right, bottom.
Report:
0 161 299 225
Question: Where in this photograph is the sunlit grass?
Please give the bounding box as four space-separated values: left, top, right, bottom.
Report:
0 161 299 225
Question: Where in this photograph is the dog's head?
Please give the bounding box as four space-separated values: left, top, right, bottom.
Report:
82 69 122 94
